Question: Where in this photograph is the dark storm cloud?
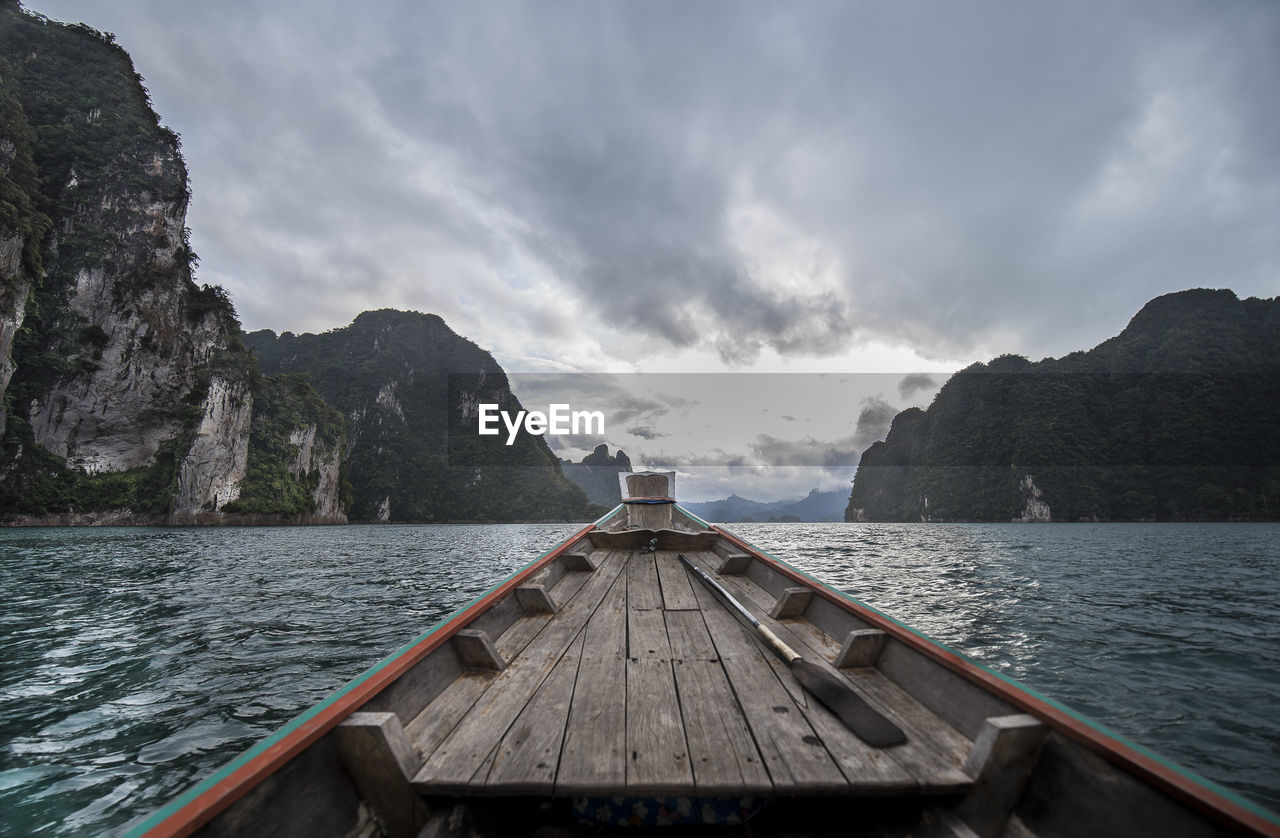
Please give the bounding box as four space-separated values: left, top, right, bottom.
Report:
852 397 899 451
749 434 862 469
897 374 939 400
626 425 666 440
35 0 1280 363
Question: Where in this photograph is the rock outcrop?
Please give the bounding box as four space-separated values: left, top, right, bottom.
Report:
847 290 1280 522
246 310 600 522
0 4 347 524
561 444 632 507
173 377 252 517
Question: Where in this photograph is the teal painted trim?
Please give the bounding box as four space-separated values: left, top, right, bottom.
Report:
675 504 711 529
716 525 1280 828
123 524 591 837
593 504 622 526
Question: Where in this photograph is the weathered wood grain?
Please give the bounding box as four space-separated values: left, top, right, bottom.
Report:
622 551 692 793
717 553 753 575
453 629 505 672
666 609 771 795
626 552 663 611
556 570 628 794
690 579 848 793
654 550 699 610
663 609 718 662
685 552 975 791
957 714 1047 837
836 629 887 669
483 633 586 793
492 615 551 665
411 551 628 794
515 584 557 614
406 672 497 756
333 712 425 838
770 587 814 620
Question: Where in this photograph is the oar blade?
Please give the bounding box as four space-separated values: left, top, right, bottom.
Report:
790 659 907 747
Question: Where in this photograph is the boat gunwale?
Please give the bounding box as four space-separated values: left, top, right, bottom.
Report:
709 522 1280 838
127 514 611 838
129 507 1279 838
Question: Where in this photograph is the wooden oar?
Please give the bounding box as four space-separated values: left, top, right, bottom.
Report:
677 553 907 748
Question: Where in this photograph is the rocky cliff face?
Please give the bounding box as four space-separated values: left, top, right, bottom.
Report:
0 4 347 524
847 290 1280 522
246 310 599 522
173 376 251 516
0 50 50 436
286 422 345 520
561 444 632 506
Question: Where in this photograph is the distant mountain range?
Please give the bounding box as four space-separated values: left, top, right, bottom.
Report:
682 488 849 523
561 444 632 507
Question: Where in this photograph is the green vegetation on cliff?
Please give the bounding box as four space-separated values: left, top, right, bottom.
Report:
246 311 603 522
223 370 350 516
0 2 347 521
848 290 1280 522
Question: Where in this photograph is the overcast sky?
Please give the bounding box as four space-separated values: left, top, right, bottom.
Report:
26 1 1280 498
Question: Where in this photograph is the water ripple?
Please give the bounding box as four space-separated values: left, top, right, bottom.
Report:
0 524 579 836
732 522 1280 816
1 522 1276 835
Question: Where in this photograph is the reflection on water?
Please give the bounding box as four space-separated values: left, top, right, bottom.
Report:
0 522 1276 835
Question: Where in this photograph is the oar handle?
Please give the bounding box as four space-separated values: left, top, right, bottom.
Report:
677 553 801 664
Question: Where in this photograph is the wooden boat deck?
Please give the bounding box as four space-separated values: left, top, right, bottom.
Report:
135 491 1280 837
408 548 973 799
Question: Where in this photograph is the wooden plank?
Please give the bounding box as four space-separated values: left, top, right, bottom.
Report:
359 640 464 722
629 607 670 663
626 657 691 793
624 550 692 793
665 610 771 795
684 553 972 793
753 650 917 794
556 571 628 794
515 584 557 614
453 629 505 671
770 587 814 620
689 579 848 793
484 633 586 793
836 629 887 669
877 640 1019 741
492 615 551 665
547 560 595 607
957 714 1047 837
654 550 699 610
664 609 719 662
333 713 425 838
717 553 752 575
562 551 597 572
412 552 628 794
824 668 972 791
406 672 496 755
626 551 663 611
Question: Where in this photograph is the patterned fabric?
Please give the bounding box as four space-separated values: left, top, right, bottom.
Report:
571 796 767 827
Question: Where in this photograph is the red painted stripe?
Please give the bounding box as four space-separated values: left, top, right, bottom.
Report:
713 526 1280 838
141 524 596 838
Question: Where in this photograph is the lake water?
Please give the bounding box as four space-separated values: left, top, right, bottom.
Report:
0 522 1277 835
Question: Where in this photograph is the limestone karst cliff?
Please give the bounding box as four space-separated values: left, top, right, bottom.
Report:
847 290 1280 522
246 311 602 522
561 444 632 507
0 2 346 523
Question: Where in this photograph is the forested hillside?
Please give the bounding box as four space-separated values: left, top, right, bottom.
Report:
848 290 1280 522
